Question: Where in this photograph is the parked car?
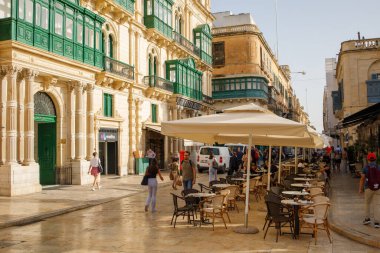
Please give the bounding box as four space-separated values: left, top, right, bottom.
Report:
197 146 231 173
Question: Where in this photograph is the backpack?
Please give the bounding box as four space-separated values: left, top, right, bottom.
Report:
366 164 380 191
181 159 193 168
212 159 218 169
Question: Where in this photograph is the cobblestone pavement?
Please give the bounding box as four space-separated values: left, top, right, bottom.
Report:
0 173 378 252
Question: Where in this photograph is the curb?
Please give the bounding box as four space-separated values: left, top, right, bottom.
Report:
0 182 173 230
329 217 380 249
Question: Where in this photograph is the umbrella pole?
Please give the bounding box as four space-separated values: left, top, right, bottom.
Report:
234 133 259 234
267 146 272 191
278 146 282 184
295 147 298 174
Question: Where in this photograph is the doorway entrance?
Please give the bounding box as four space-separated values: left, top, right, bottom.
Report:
99 128 119 175
145 128 164 169
34 92 57 185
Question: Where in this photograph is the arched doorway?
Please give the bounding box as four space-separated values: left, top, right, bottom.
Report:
34 92 57 185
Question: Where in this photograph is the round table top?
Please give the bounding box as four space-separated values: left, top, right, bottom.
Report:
212 184 231 188
230 178 245 181
187 192 216 198
291 183 312 188
243 174 261 178
297 173 314 177
282 191 310 196
281 199 313 206
294 178 313 181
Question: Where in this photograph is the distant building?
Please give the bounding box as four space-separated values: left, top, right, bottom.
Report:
335 36 380 146
211 11 308 124
323 58 339 142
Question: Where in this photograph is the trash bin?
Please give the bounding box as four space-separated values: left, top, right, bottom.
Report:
136 158 150 175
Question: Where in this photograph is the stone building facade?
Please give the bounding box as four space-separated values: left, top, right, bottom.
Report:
0 0 214 196
335 37 380 146
323 58 339 141
210 11 309 125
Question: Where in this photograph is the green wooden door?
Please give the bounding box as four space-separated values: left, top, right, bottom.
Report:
38 123 56 185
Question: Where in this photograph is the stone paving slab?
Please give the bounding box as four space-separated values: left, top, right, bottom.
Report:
329 172 380 248
0 173 173 229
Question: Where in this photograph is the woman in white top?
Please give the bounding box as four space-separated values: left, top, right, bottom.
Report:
208 153 218 182
88 152 102 191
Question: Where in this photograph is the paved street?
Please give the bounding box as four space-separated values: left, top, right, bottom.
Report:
0 173 378 253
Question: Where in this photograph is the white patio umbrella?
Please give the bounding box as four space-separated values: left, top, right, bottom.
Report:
162 103 318 233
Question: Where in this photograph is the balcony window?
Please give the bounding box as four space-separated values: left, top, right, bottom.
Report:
35 2 49 30
165 58 202 101
144 0 173 38
366 79 380 103
193 24 212 65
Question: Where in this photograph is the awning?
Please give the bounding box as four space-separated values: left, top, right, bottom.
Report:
145 124 161 133
340 103 380 128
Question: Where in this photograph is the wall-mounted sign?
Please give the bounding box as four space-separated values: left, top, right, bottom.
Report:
99 128 118 142
176 97 201 111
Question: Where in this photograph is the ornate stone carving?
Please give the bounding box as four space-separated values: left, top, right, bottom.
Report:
43 76 58 91
23 69 39 80
1 65 22 77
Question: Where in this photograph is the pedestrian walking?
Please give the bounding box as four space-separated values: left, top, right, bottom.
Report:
88 152 102 191
145 158 164 213
342 147 348 173
229 152 239 175
208 153 218 182
181 151 196 190
146 148 156 165
170 157 180 190
359 152 380 228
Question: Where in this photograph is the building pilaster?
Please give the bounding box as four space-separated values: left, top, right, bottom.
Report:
23 69 39 165
67 82 75 160
3 65 22 164
86 83 95 160
128 90 136 173
74 81 85 160
0 69 6 165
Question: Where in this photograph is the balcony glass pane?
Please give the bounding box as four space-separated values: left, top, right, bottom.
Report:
25 0 33 23
55 12 63 35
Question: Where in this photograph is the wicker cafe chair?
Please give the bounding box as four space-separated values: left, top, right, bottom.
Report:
226 185 240 212
219 189 232 223
199 194 228 231
264 198 294 242
300 202 332 245
219 178 227 183
209 180 220 187
262 191 285 231
170 193 195 228
198 183 213 193
181 189 200 216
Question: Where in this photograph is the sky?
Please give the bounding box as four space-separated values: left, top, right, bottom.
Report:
211 0 380 133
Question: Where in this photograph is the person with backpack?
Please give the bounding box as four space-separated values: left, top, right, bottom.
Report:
208 152 218 182
181 151 196 190
170 157 179 190
359 152 380 228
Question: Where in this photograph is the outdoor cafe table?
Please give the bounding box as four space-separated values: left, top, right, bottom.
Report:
297 174 314 177
230 178 245 185
281 199 314 237
282 191 310 196
291 183 313 188
212 184 231 189
186 193 216 226
243 174 261 178
293 178 313 182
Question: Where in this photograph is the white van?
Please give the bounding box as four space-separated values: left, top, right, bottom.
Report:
224 143 247 154
197 146 231 173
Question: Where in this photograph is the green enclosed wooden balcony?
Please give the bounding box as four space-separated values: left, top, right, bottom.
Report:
213 89 268 100
202 94 213 104
143 75 173 93
212 76 269 100
104 56 134 80
114 0 135 14
144 0 173 38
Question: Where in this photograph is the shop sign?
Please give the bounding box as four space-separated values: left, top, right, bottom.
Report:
99 128 118 142
176 97 201 110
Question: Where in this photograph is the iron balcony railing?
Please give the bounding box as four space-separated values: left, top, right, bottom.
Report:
202 94 213 104
143 75 174 93
172 31 201 57
104 56 134 80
